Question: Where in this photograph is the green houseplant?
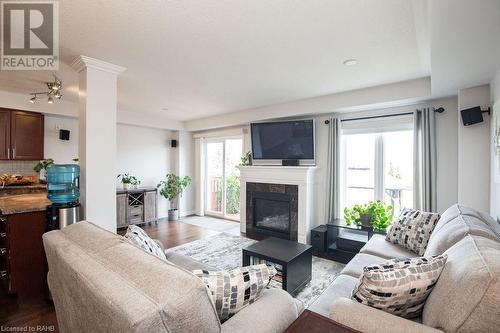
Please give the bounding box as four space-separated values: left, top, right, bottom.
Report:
239 151 252 166
34 158 54 183
344 201 393 232
117 173 141 190
157 173 192 221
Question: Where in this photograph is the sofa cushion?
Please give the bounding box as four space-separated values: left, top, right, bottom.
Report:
124 225 166 259
425 211 500 257
308 274 358 317
221 288 303 333
386 209 440 255
341 253 388 278
360 234 419 259
352 254 448 319
438 204 500 238
193 264 276 322
165 250 216 271
423 235 500 332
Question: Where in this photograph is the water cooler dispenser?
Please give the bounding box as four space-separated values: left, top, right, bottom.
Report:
46 164 81 230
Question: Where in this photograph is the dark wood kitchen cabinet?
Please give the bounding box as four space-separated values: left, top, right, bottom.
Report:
0 110 10 159
0 211 47 299
0 108 44 160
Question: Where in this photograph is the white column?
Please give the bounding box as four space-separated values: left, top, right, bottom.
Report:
71 56 126 232
194 137 205 216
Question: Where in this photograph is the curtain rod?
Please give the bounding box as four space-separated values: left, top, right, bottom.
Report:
324 107 445 124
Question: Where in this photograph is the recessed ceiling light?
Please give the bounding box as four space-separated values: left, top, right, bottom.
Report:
343 59 358 66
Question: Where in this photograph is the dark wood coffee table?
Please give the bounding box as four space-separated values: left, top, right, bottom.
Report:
242 237 312 295
284 310 361 333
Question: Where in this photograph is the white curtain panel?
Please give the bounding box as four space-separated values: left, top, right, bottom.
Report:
413 108 437 212
325 118 341 220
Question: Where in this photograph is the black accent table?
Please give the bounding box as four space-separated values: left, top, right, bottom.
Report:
242 237 312 296
326 218 387 264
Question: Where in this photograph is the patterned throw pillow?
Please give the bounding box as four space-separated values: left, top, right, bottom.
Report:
193 264 277 322
124 225 166 259
386 209 440 255
351 254 448 318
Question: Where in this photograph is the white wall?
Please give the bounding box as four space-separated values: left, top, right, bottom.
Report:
491 71 500 221
44 115 79 164
116 124 176 219
457 85 491 212
43 114 185 219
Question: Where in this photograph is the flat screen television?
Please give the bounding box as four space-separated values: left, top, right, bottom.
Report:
251 120 315 160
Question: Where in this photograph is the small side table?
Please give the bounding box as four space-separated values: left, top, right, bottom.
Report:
326 219 387 264
242 237 312 296
284 310 361 333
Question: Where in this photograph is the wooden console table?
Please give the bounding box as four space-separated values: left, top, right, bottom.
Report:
284 310 361 333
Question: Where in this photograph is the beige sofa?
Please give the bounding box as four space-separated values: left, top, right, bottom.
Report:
309 204 500 333
43 222 303 333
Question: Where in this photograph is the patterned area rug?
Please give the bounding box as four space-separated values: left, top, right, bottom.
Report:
169 232 345 308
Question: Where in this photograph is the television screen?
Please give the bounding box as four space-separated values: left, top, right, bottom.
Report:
251 120 315 160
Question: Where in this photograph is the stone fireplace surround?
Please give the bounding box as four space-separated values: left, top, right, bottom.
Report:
238 166 317 244
246 182 299 241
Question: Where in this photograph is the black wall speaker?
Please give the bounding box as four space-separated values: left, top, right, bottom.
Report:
311 225 328 253
171 139 177 148
59 129 70 141
461 106 484 126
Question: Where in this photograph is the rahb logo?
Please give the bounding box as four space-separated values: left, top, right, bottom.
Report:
1 1 59 70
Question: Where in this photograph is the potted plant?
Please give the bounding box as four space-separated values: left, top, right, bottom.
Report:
117 173 141 189
157 173 192 221
34 158 54 183
344 201 393 232
239 151 252 166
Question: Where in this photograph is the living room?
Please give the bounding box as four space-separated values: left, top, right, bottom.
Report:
1 0 499 332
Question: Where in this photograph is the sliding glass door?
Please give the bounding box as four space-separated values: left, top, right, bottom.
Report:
205 137 243 221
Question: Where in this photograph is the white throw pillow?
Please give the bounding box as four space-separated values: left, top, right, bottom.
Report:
124 225 166 259
352 254 448 318
386 209 440 255
193 264 277 322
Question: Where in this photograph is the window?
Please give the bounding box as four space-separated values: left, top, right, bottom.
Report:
342 118 414 216
205 137 243 221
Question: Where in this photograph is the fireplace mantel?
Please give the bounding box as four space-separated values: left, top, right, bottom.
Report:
237 166 317 244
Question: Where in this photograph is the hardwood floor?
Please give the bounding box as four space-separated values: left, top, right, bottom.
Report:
0 218 233 331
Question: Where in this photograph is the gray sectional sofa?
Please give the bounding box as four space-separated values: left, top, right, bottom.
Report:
43 204 500 333
43 222 302 333
309 204 500 333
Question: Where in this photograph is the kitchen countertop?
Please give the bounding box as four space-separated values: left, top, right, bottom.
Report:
0 193 52 215
0 184 47 190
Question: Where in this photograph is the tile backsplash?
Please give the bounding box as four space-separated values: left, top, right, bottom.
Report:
0 161 39 176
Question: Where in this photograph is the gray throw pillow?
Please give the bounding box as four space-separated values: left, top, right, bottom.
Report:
124 225 166 259
386 209 440 255
193 264 277 322
351 254 448 318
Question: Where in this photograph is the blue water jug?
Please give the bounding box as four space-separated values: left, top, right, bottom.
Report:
47 164 80 204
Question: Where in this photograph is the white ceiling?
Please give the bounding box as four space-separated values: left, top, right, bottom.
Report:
430 0 500 96
1 0 499 125
0 0 430 121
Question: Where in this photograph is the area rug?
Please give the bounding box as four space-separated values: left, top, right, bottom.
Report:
169 232 345 308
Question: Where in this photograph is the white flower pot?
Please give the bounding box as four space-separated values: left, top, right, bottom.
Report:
122 183 130 190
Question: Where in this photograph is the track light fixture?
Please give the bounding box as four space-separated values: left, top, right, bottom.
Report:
29 75 63 104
